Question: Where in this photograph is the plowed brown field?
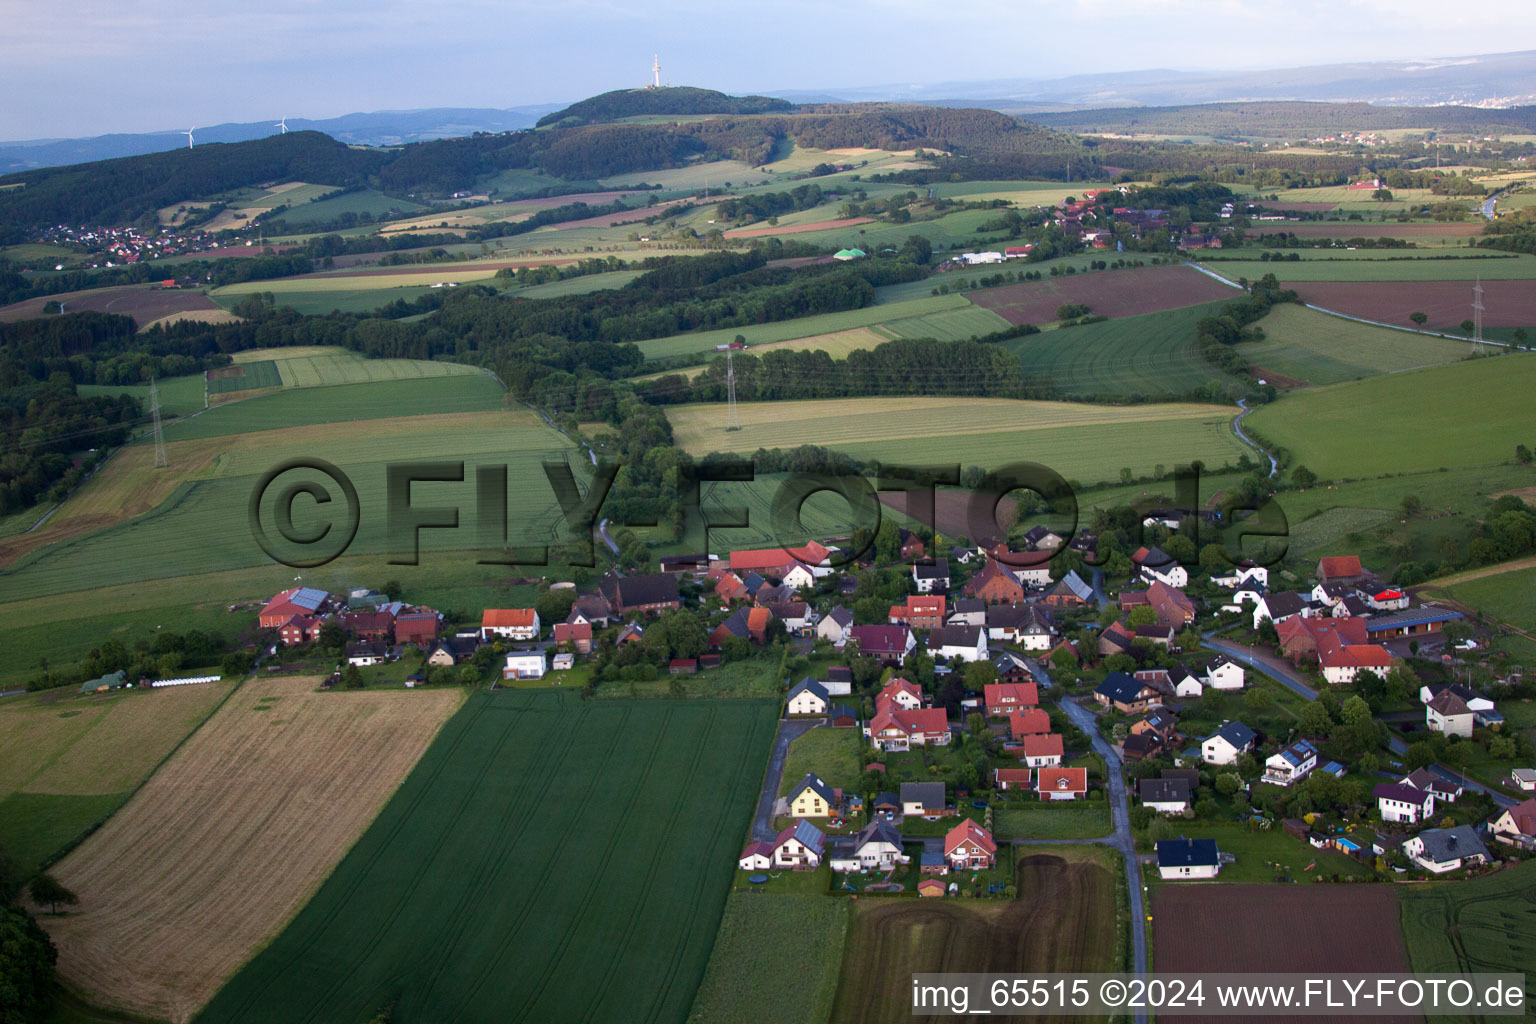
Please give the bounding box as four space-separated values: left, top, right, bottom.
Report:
970 264 1234 326
39 676 461 1023
1288 279 1536 329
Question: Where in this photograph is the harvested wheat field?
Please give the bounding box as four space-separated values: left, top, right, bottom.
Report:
39 676 462 1023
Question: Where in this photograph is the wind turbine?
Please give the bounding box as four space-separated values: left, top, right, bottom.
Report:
275 116 288 134
182 126 196 149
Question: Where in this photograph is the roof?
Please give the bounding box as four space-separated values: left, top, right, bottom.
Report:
714 607 752 639
787 678 829 704
1022 733 1064 758
825 606 854 628
613 573 680 607
1365 606 1464 632
729 548 800 572
1318 555 1364 579
1095 671 1148 704
1036 766 1087 793
739 841 773 861
985 682 1039 706
482 608 536 628
1427 691 1472 717
848 624 911 654
874 791 901 808
1156 837 1219 868
776 818 826 855
995 768 1032 786
928 625 982 650
1138 778 1192 803
853 820 903 851
1374 782 1432 804
830 704 859 720
553 621 593 640
945 819 997 857
346 640 388 657
900 781 946 808
1499 798 1536 836
746 607 772 634
1009 709 1052 737
1057 570 1093 602
789 773 836 806
1262 591 1307 618
1413 825 1488 865
1271 740 1317 767
1208 721 1256 750
914 558 950 580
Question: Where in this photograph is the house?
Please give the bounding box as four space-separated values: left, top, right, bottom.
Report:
1253 591 1312 630
714 573 750 603
1426 691 1475 738
259 586 333 629
1156 838 1221 879
786 678 830 716
550 652 574 671
568 595 613 627
772 819 827 869
1512 768 1536 792
277 614 325 646
963 559 1026 604
913 558 951 593
1263 740 1318 786
1134 623 1175 647
1399 767 1462 804
1147 581 1196 627
738 841 774 871
342 610 394 640
830 821 907 872
1094 672 1160 714
1201 721 1256 765
830 705 860 728
889 594 946 630
928 625 988 663
658 553 708 574
1316 555 1366 585
601 573 681 615
1403 825 1489 874
818 606 854 645
552 621 593 653
781 562 818 591
994 768 1032 791
1020 733 1064 767
1097 620 1134 659
984 682 1039 716
879 677 924 710
1008 708 1052 738
847 624 915 665
1204 656 1245 691
867 704 950 751
1212 564 1268 589
992 650 1034 683
1316 628 1393 685
614 622 645 647
709 607 753 647
502 652 546 681
900 781 946 817
1277 615 1369 663
1365 586 1411 612
394 610 440 646
1036 766 1087 801
787 773 838 818
946 598 986 626
1490 798 1536 848
427 635 479 666
1130 708 1179 746
1133 546 1189 588
1043 570 1093 608
1020 525 1063 551
345 640 389 666
746 606 773 644
1374 782 1434 824
1138 778 1193 813
481 608 539 642
898 529 925 560
988 604 1055 650
944 819 997 869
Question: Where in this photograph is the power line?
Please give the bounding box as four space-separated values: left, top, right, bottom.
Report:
150 377 170 468
1471 276 1487 356
724 349 740 431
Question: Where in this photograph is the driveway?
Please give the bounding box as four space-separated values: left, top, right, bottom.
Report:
749 717 823 842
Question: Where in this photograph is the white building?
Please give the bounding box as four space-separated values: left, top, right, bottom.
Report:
1403 825 1489 874
1262 740 1318 787
1375 783 1434 824
1204 656 1245 691
1201 721 1256 766
502 653 546 681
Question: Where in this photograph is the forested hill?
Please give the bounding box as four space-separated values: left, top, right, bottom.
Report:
536 87 794 126
1030 101 1536 137
0 131 384 229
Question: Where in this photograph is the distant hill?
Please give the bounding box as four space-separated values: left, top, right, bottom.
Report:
1029 101 1536 138
536 87 794 127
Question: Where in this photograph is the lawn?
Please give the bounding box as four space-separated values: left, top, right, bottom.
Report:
199 690 778 1024
1002 301 1241 400
590 656 783 699
778 727 864 797
1243 353 1536 480
993 801 1113 839
686 893 847 1024
1241 303 1473 386
1143 820 1375 883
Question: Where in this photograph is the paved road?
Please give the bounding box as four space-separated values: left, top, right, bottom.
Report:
1090 568 1110 609
597 518 619 555
1385 733 1516 809
749 717 823 842
1202 636 1318 700
1233 398 1278 477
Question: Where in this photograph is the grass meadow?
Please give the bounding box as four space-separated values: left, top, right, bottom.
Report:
1240 303 1472 385
199 690 777 1024
1447 567 1536 632
1243 352 1536 480
77 372 205 417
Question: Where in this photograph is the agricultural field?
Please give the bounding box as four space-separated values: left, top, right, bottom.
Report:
77 372 205 417
830 848 1121 1024
1003 301 1238 399
635 294 975 359
0 284 220 325
199 690 776 1024
1243 353 1536 480
1203 253 1536 282
970 263 1237 325
993 803 1112 839
39 676 462 1022
510 268 643 298
266 188 428 226
1153 885 1410 1023
1256 221 1483 241
206 359 281 395
1401 857 1536 982
873 304 1011 341
225 346 486 388
687 893 848 1024
665 396 1252 485
1284 279 1536 331
1239 303 1473 386
1446 567 1536 632
0 681 231 871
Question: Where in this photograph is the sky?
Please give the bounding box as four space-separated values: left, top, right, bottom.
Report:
4 0 1536 140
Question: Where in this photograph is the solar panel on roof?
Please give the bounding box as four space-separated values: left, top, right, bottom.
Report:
292 587 328 609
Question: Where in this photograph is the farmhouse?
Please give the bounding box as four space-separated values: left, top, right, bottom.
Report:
1263 740 1318 786
1138 778 1193 814
501 652 546 681
786 678 830 716
277 614 325 646
1201 721 1256 765
1278 615 1369 662
345 641 389 666
787 773 838 818
1403 825 1489 874
1374 782 1434 824
1147 581 1195 626
1035 766 1087 801
1316 555 1366 586
1156 838 1222 879
963 559 1026 604
600 573 681 615
772 819 827 869
393 610 440 646
944 819 997 869
481 609 539 642
342 610 394 640
901 781 946 817
1043 570 1093 607
259 586 334 629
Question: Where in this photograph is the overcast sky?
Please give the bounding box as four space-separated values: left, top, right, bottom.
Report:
4 0 1536 140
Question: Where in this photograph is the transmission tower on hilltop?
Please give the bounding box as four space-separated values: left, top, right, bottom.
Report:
1472 277 1488 356
725 349 740 431
149 377 170 468
650 54 661 89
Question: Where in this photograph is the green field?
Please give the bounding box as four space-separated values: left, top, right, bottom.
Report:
687 893 847 1024
77 373 205 417
207 359 281 394
268 188 428 226
1241 304 1472 385
511 269 644 298
635 294 975 360
1143 821 1373 883
875 304 1012 341
1243 353 1536 480
262 349 484 388
994 803 1113 839
199 690 777 1024
1003 301 1236 399
1199 254 1536 281
1401 859 1536 1005
778 727 863 797
1447 567 1536 632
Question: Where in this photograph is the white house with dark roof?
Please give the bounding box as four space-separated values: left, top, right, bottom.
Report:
1263 740 1318 787
1374 782 1434 824
817 606 854 645
1403 825 1489 874
929 624 987 663
1204 656 1245 691
913 558 950 593
830 821 908 872
1201 721 1256 765
772 819 827 869
1426 691 1475 738
786 678 830 716
1156 837 1221 879
1138 777 1193 814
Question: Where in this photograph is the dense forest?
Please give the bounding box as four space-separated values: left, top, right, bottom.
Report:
536 86 794 127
